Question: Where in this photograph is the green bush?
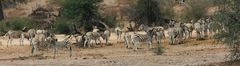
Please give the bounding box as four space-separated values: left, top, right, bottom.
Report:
54 18 71 34
6 17 35 30
0 21 8 36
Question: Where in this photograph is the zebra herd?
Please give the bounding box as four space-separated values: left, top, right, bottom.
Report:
1 17 222 58
115 18 219 50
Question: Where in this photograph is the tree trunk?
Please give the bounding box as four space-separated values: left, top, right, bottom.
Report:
0 0 4 20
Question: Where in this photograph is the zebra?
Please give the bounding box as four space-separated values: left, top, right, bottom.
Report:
182 23 191 40
167 21 185 45
115 27 122 43
168 27 178 45
31 33 72 58
83 27 102 48
133 29 155 51
123 31 132 48
27 29 36 46
46 35 72 58
194 20 203 40
174 22 185 43
153 27 165 45
4 30 25 47
201 19 208 38
31 32 47 55
101 30 111 46
184 23 194 38
123 27 155 51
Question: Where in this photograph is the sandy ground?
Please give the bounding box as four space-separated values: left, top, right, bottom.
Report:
0 31 234 66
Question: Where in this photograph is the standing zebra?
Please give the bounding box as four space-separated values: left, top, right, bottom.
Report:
102 30 111 46
28 29 36 46
194 20 203 40
123 26 155 51
5 30 25 47
83 27 102 48
115 27 122 43
168 27 177 45
31 32 46 55
154 27 165 45
185 22 193 38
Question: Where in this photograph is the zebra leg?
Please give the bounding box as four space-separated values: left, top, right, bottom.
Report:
173 35 177 45
169 36 173 45
29 38 33 46
116 33 119 43
88 40 91 48
84 38 90 48
197 31 201 40
69 45 72 57
54 46 57 59
31 43 37 55
147 38 153 49
132 38 138 51
7 39 10 47
105 37 108 46
10 39 13 46
20 38 24 46
124 36 129 48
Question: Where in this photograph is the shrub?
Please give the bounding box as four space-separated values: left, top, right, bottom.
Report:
54 18 71 34
6 17 35 30
0 21 8 35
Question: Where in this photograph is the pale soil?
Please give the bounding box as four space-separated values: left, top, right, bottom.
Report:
0 31 233 66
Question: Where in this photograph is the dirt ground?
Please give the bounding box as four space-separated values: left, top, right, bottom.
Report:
0 31 236 66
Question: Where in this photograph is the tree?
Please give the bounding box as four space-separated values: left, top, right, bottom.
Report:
135 0 162 26
180 0 211 22
213 0 240 64
134 0 162 26
59 0 103 32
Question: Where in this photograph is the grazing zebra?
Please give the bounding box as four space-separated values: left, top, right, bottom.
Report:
115 27 122 43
